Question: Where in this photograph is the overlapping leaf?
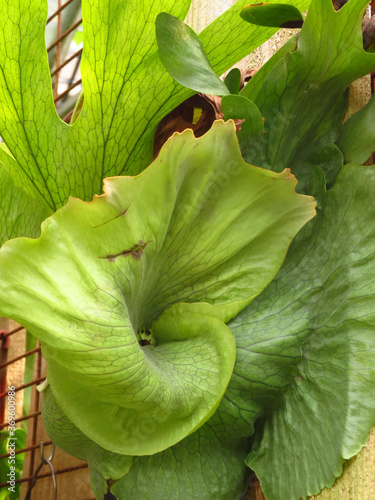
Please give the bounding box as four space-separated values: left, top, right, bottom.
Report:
240 0 375 191
0 148 51 245
42 387 133 499
1 2 373 499
43 384 251 500
0 0 190 210
221 95 265 158
111 413 251 500
225 164 375 499
336 92 375 164
0 0 311 218
156 13 230 95
0 122 314 463
156 0 310 99
224 68 241 95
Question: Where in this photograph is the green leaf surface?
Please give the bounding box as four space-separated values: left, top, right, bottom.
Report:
0 428 26 500
156 13 230 96
240 0 375 192
222 95 264 158
224 68 241 95
195 0 310 77
225 164 375 499
0 0 192 210
0 148 51 245
241 34 298 102
336 93 375 164
111 415 250 500
42 387 133 500
0 0 311 211
43 309 236 456
240 3 304 28
0 121 314 459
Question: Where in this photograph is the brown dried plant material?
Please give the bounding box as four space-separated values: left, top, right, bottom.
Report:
241 67 260 87
153 69 259 158
153 93 223 159
363 15 375 52
245 473 266 500
331 0 349 11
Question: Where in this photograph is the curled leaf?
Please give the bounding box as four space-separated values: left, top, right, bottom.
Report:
0 121 315 459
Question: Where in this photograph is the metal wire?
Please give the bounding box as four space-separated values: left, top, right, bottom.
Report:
53 0 63 100
50 47 83 77
0 411 41 431
0 325 24 339
47 0 78 24
47 18 83 53
25 442 57 500
0 347 41 370
47 0 83 120
54 78 82 103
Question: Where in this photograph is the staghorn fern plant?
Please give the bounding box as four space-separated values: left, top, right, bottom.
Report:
0 0 375 499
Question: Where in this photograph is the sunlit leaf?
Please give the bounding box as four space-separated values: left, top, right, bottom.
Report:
0 121 314 475
241 3 304 28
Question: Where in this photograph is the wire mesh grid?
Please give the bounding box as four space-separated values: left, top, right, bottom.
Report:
0 331 95 493
0 1 374 499
49 0 83 117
